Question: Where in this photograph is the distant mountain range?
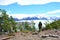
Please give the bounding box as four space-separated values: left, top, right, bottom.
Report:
13 16 60 21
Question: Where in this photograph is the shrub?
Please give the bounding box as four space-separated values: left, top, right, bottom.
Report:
21 30 29 33
45 20 60 30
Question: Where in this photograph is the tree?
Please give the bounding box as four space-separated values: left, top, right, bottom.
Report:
19 24 23 31
18 20 36 32
1 9 9 32
31 20 36 32
0 15 2 34
24 21 30 30
9 16 17 32
0 9 17 34
0 10 2 32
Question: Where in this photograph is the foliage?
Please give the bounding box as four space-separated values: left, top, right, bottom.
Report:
21 30 29 33
30 21 36 32
19 20 36 32
24 21 30 30
0 9 17 34
9 16 17 32
19 25 23 31
7 33 15 36
0 9 37 33
45 20 60 30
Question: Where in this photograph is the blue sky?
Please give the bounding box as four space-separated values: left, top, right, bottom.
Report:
0 0 60 19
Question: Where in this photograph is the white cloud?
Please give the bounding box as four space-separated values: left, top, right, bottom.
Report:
17 0 60 5
0 0 17 5
9 14 34 19
8 10 60 19
8 13 47 19
0 0 60 5
47 10 60 14
6 9 60 19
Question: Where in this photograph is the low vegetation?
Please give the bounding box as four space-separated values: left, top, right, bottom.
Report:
44 20 60 30
0 9 17 34
18 21 36 33
0 9 37 34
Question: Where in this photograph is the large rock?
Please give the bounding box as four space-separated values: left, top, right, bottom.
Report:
49 34 59 38
41 35 48 38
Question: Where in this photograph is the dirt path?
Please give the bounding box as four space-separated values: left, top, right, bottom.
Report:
1 30 60 40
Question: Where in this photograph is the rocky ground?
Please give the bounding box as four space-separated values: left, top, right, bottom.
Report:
1 30 60 40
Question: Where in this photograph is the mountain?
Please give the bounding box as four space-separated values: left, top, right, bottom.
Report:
49 16 60 20
13 18 20 21
13 16 60 21
21 16 48 20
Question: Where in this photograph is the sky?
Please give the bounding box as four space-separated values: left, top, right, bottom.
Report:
0 0 60 19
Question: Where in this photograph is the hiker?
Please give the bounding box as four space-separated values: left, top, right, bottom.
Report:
38 22 42 32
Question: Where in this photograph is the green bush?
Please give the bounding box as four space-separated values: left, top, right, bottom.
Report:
21 30 29 33
45 20 60 30
7 33 15 36
19 21 36 32
0 9 17 34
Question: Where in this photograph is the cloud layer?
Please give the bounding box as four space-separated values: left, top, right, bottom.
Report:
8 10 60 19
0 0 60 5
